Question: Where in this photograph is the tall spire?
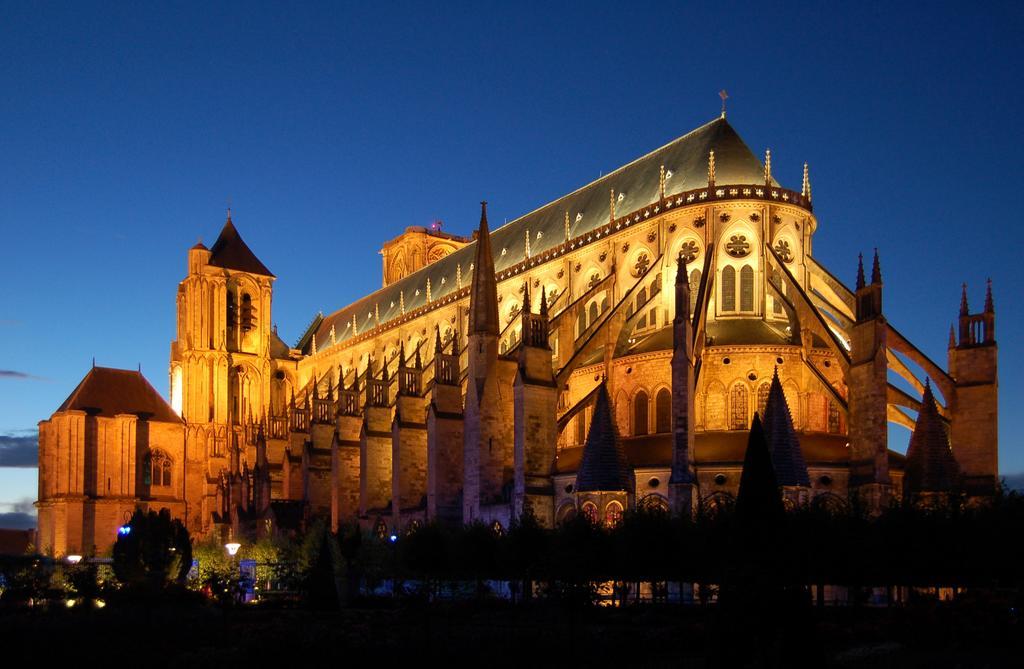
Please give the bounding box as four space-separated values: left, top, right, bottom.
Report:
564 210 571 242
959 283 969 316
764 149 772 186
984 278 994 313
904 381 960 495
762 369 809 487
855 253 866 290
468 201 499 335
522 280 531 315
707 150 716 187
802 162 811 201
540 285 549 316
871 248 882 284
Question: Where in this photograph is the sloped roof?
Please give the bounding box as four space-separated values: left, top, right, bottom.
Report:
762 370 810 486
904 383 960 494
208 216 274 277
56 366 182 423
574 383 632 492
308 116 772 352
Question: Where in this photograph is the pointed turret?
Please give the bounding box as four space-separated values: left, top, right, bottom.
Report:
735 413 784 527
856 253 866 290
871 248 882 285
948 324 956 349
802 162 811 201
469 201 499 336
984 278 994 313
761 369 809 487
540 284 549 316
669 248 697 515
574 383 631 493
959 283 969 316
904 381 960 496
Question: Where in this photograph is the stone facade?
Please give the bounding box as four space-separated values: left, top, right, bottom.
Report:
36 115 999 556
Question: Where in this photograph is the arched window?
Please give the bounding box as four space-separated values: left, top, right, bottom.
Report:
655 388 671 434
144 450 172 487
721 266 736 311
757 382 771 416
605 501 624 527
576 309 587 339
828 399 841 433
226 291 236 329
636 287 648 328
689 269 702 314
730 384 748 430
240 293 256 332
633 390 649 436
588 302 599 328
581 501 599 524
740 265 754 312
772 269 784 315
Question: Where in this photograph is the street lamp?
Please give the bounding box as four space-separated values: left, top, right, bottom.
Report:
224 542 241 557
66 554 83 565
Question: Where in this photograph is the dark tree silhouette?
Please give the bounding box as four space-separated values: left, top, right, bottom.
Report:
112 508 192 590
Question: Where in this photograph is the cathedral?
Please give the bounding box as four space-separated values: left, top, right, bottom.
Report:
35 115 999 557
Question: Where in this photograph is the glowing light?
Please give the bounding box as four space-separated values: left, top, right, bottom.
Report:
389 534 398 543
118 525 131 536
225 542 241 556
66 554 83 564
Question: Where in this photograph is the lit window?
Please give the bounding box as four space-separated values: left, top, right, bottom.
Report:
144 450 173 487
605 501 624 527
730 385 748 430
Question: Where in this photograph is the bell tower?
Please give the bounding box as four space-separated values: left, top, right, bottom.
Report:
170 211 275 463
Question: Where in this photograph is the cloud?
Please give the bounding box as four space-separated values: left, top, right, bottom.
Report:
0 434 38 467
0 370 46 381
0 512 36 530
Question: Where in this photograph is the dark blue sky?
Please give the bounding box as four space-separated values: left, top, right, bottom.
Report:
2 2 1022 520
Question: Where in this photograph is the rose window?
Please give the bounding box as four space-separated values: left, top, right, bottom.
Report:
632 252 651 277
725 235 750 258
679 240 700 264
773 239 793 263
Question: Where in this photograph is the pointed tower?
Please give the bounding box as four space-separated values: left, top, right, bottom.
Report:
427 328 465 523
735 414 784 529
904 382 960 502
170 211 277 535
762 369 810 505
513 283 558 526
574 383 632 524
462 202 516 523
467 201 500 391
669 251 698 517
847 249 890 509
948 281 998 495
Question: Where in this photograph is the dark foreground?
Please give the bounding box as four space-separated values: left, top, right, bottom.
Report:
1 596 1020 668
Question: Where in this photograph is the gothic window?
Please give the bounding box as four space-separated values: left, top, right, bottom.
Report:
689 269 702 314
576 310 587 339
632 252 651 277
226 291 236 329
828 399 840 434
636 288 648 329
679 239 700 264
757 382 770 416
144 450 172 488
721 266 736 311
772 269 783 315
588 302 599 328
655 388 671 434
633 390 649 436
740 265 754 312
773 238 794 263
605 501 624 527
581 501 599 524
730 384 748 430
725 234 750 258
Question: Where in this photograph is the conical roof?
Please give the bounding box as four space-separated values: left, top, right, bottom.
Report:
575 383 632 492
762 370 810 487
208 216 274 277
736 413 784 526
904 383 960 494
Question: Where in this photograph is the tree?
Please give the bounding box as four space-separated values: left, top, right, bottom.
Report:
112 508 192 590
